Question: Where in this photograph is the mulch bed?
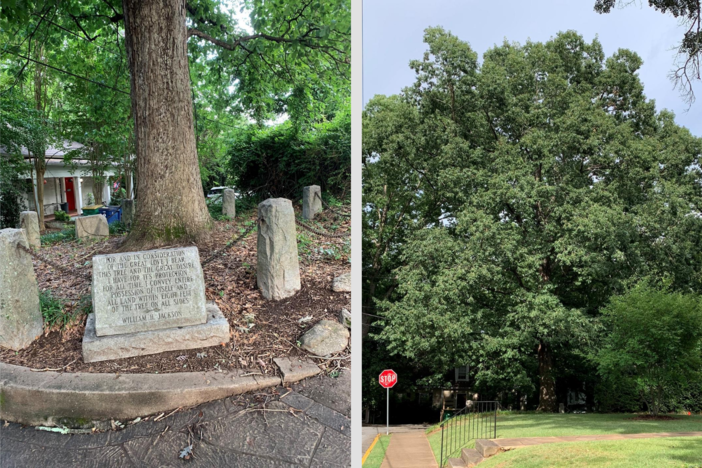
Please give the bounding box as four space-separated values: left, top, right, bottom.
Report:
0 205 351 376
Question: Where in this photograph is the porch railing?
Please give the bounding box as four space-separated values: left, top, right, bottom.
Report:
438 401 498 467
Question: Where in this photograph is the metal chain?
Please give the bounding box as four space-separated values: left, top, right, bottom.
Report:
295 218 350 238
315 192 351 218
16 243 92 281
201 222 258 267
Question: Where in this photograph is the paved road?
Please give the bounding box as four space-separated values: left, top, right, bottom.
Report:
0 369 351 468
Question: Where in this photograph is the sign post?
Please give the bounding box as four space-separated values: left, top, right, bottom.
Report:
378 369 397 435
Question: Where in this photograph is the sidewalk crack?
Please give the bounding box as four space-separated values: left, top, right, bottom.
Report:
307 426 325 468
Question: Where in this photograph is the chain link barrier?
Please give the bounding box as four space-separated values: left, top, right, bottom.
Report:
295 218 350 238
17 214 338 284
315 192 351 218
200 221 258 267
16 242 92 281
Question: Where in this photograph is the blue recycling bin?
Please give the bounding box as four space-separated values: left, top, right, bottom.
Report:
98 206 122 225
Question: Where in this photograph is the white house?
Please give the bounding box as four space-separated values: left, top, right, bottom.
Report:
2 141 133 219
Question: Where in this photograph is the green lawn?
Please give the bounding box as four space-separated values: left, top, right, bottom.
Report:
363 434 391 468
427 413 702 465
479 437 702 468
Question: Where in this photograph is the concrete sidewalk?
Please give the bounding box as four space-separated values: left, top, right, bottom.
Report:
362 425 431 455
380 431 438 468
0 369 351 467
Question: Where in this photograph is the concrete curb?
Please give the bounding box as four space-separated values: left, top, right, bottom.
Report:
0 358 321 427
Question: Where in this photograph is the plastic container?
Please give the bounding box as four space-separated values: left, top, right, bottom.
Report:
98 206 122 224
82 204 103 216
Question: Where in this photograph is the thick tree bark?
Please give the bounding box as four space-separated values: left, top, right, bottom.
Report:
536 340 558 412
121 0 210 250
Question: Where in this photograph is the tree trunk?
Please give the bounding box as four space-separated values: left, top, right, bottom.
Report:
33 46 46 233
93 178 105 205
121 0 210 250
536 340 558 412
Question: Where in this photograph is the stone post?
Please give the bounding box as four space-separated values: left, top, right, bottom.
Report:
121 199 135 227
0 229 43 350
302 185 322 220
75 214 109 240
19 211 41 249
257 198 301 300
222 188 236 218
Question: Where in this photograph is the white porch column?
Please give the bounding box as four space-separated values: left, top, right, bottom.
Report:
74 176 83 212
103 182 110 205
31 175 39 212
129 172 134 199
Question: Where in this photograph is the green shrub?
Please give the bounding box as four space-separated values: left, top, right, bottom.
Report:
41 228 75 245
0 158 28 229
593 283 702 416
109 187 127 206
53 209 71 222
207 202 230 221
207 194 260 221
109 221 129 235
228 102 350 200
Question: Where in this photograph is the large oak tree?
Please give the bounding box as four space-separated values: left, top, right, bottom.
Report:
1 0 349 249
363 28 702 412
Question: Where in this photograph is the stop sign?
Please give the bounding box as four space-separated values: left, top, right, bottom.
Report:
379 369 397 388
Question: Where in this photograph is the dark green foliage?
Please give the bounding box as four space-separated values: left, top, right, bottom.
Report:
41 228 75 245
0 161 27 229
207 194 262 221
53 210 71 222
109 188 127 207
593 283 702 415
0 94 34 229
363 27 702 415
207 201 230 221
108 221 129 235
228 103 350 200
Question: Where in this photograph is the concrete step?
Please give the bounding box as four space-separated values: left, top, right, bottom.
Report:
461 448 485 466
448 457 467 467
475 439 501 458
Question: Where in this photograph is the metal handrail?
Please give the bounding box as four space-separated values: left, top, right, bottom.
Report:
438 400 498 467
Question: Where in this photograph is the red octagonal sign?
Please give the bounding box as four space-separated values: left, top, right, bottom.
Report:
379 369 397 389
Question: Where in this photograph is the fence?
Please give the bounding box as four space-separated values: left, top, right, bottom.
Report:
438 401 498 467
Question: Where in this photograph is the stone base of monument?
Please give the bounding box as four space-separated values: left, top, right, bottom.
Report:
83 303 230 363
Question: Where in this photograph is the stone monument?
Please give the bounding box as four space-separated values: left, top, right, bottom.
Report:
19 211 41 249
222 188 236 218
82 246 230 362
0 229 43 350
75 214 109 240
257 198 301 300
121 199 135 227
302 185 322 220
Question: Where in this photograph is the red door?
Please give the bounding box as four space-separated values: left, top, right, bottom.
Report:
64 178 76 212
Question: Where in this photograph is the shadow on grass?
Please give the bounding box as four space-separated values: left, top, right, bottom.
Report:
479 437 702 468
492 413 702 438
428 413 702 467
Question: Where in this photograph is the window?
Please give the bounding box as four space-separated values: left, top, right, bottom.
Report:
455 365 469 382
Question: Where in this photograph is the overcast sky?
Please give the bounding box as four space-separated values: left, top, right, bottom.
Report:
363 0 701 136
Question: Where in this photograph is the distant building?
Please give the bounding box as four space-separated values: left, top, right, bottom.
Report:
1 141 132 218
